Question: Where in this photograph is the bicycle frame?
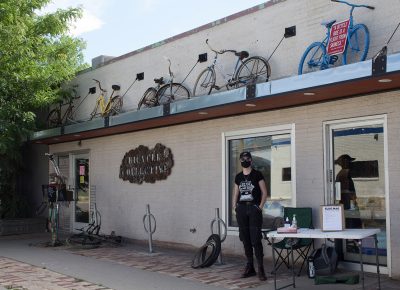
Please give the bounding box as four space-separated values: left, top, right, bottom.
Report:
91 80 120 118
95 91 114 116
205 39 247 89
209 51 243 87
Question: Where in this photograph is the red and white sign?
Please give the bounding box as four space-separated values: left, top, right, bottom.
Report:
327 19 350 55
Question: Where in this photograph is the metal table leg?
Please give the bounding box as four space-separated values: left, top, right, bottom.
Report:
374 234 381 290
272 237 277 290
357 239 365 289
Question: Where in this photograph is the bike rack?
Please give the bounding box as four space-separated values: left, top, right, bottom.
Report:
143 204 157 253
210 208 227 265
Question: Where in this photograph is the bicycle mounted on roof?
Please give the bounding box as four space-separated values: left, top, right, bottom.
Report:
192 39 271 97
46 87 81 128
298 0 374 75
137 58 190 110
89 79 123 120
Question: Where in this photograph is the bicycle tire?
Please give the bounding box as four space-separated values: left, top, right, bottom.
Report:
298 42 326 75
138 88 158 110
192 67 216 97
63 106 75 126
191 242 216 269
191 234 222 269
157 83 190 105
343 24 369 65
234 56 271 88
110 95 123 116
201 234 221 267
47 109 61 128
67 233 102 249
89 100 100 120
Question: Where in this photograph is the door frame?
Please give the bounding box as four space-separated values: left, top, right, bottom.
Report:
69 152 90 231
323 114 390 275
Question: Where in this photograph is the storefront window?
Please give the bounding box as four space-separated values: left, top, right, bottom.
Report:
329 122 387 266
225 126 294 229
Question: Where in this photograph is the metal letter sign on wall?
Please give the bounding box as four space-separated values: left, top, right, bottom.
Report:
119 143 174 184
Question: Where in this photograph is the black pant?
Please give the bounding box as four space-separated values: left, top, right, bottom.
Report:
236 203 264 266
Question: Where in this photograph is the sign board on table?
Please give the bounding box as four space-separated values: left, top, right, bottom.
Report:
320 205 345 231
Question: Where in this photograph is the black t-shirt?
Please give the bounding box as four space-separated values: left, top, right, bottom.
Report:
235 169 264 205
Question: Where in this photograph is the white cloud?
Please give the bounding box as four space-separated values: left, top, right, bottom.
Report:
40 0 107 35
69 9 104 36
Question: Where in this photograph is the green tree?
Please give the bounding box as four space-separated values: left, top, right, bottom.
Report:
0 0 87 218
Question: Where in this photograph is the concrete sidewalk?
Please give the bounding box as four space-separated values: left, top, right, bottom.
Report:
0 233 398 290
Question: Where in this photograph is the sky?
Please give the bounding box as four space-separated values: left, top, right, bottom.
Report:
42 0 268 64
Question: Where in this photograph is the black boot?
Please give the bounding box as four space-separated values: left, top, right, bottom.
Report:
258 266 267 281
241 263 256 278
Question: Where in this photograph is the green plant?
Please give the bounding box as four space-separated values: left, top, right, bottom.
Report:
0 0 87 218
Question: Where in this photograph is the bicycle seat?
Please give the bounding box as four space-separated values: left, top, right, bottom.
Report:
154 77 164 84
321 20 336 28
235 51 249 60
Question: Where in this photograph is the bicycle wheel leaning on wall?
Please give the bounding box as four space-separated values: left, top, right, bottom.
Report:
343 24 369 65
47 109 62 128
157 83 190 105
193 67 217 97
137 88 158 110
109 95 123 116
234 56 271 88
298 42 327 75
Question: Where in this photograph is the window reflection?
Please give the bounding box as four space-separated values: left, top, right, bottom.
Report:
228 133 292 228
333 125 387 265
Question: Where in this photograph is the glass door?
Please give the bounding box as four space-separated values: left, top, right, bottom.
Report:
72 154 90 229
325 117 388 271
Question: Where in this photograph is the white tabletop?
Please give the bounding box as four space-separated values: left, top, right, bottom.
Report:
267 228 380 240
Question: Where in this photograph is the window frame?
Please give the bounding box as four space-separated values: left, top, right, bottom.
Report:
222 124 296 233
322 114 390 274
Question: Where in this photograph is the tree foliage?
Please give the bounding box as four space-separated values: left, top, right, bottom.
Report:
0 0 87 217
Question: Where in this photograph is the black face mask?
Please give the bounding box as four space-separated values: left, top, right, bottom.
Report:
241 161 251 168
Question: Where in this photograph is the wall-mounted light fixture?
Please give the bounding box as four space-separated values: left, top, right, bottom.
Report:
378 78 392 83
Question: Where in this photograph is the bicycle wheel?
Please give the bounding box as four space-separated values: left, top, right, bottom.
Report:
234 56 271 88
67 233 102 249
64 106 74 125
157 83 190 105
138 88 158 110
192 67 216 97
110 96 123 116
343 24 369 65
89 101 100 120
47 109 61 128
298 42 326 75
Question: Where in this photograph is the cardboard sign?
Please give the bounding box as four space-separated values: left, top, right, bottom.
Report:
327 19 350 55
321 205 345 231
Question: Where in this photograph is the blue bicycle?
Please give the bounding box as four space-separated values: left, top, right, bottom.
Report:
298 0 374 75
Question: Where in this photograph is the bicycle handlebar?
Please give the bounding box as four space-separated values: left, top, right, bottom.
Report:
331 0 374 10
205 39 238 55
45 152 54 159
166 58 173 78
206 39 222 54
92 79 106 92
